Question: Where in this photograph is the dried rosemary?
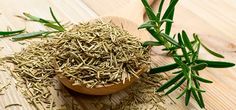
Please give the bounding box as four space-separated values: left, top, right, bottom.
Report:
54 21 150 87
5 103 22 109
2 21 150 109
115 73 165 110
0 81 11 95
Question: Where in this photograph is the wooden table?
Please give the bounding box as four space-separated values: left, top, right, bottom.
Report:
0 0 236 110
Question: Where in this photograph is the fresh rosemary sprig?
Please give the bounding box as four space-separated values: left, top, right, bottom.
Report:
23 7 65 32
0 29 25 37
11 31 59 41
140 0 179 52
0 7 65 41
150 32 234 108
140 0 235 108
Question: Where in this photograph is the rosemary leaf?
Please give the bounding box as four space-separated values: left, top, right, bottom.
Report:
163 0 178 35
150 63 178 74
23 12 54 24
12 31 48 41
174 54 192 58
165 77 186 95
157 0 165 21
49 7 65 31
173 57 189 79
138 20 156 29
162 0 179 22
164 8 175 35
145 7 158 22
161 33 180 47
187 74 192 90
162 46 179 51
176 88 187 99
142 41 162 47
195 60 235 68
191 63 208 71
178 33 191 63
193 79 205 108
191 88 204 108
185 89 191 106
44 23 65 32
141 0 158 22
160 19 173 24
201 42 224 58
193 75 213 83
192 41 201 61
146 28 164 44
172 70 182 74
156 72 183 92
0 29 25 36
192 87 206 92
182 30 194 52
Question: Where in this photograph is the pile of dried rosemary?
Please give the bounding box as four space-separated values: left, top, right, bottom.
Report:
54 21 150 87
2 21 150 108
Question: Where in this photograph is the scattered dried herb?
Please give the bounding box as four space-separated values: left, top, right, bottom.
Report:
5 103 22 109
0 81 11 95
115 73 165 110
2 21 150 109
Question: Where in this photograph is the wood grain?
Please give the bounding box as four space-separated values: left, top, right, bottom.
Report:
82 0 236 110
0 0 236 110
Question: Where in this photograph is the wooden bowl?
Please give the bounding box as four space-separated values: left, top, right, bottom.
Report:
57 64 149 95
57 0 155 95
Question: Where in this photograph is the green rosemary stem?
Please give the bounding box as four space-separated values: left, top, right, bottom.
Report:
140 0 235 108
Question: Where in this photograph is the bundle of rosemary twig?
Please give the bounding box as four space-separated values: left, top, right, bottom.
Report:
140 0 235 108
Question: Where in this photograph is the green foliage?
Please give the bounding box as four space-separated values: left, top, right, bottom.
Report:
140 0 235 108
0 7 65 41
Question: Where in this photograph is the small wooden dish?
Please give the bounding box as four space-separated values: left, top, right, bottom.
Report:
57 65 149 95
57 0 155 95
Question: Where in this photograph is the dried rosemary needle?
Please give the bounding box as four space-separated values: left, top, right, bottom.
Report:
53 21 151 87
2 21 150 109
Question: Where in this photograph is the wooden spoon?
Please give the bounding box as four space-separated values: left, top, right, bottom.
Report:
58 0 156 95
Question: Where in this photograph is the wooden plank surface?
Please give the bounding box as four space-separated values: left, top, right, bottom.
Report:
0 0 236 110
84 1 236 110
